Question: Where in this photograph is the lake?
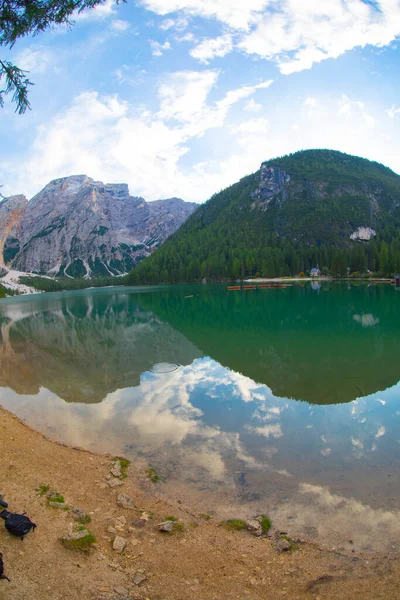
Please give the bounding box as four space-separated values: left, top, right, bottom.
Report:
1 282 400 555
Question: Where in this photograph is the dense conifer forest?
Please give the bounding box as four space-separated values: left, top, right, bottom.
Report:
126 150 400 284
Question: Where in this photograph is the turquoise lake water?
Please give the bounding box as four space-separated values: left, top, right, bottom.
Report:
0 282 399 554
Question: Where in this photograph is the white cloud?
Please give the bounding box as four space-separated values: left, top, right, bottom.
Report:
376 426 386 438
157 70 219 123
244 98 262 112
160 16 189 31
2 72 275 202
141 0 267 30
14 48 53 74
351 437 364 450
304 97 317 108
338 94 375 128
150 40 172 56
114 65 147 86
160 18 177 30
387 105 400 119
321 448 331 456
75 0 117 20
141 0 400 73
230 117 269 136
110 19 130 31
190 34 233 63
246 423 283 438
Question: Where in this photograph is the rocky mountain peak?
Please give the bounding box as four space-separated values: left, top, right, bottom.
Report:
0 176 197 277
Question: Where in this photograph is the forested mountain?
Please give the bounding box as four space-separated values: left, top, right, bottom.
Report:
127 150 400 284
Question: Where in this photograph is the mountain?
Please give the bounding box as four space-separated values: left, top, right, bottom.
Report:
0 175 197 277
128 149 400 284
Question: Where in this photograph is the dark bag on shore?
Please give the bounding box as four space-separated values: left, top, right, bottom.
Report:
0 552 10 582
0 510 36 539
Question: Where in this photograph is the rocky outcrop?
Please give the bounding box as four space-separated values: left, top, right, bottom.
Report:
251 164 291 210
0 176 197 276
350 226 376 241
0 194 28 267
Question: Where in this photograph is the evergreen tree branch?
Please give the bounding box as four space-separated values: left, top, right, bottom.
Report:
0 1 125 112
0 59 32 113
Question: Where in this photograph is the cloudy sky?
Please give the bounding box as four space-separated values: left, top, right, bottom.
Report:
1 0 400 202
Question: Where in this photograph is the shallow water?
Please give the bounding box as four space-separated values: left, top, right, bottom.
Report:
1 282 399 554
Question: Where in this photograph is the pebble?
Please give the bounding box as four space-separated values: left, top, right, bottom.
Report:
71 508 87 521
132 573 147 585
158 520 175 532
246 518 262 537
117 493 136 510
107 526 117 534
113 536 127 553
108 479 124 488
275 538 291 553
130 538 139 547
62 529 90 542
111 461 122 478
114 586 129 595
48 502 67 509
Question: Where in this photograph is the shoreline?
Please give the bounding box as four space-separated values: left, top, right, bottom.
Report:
0 275 394 301
0 404 399 599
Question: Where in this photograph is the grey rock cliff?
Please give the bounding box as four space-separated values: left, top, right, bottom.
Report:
0 176 197 276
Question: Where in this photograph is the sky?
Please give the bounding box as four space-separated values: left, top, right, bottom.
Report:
1 0 400 203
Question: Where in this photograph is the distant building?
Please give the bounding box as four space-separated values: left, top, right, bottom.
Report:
310 267 321 277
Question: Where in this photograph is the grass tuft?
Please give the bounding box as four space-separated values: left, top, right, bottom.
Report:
260 515 272 533
61 530 96 552
77 513 92 524
113 457 131 479
224 519 246 531
146 467 160 483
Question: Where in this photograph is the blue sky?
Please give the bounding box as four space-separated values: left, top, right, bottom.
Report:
1 0 400 203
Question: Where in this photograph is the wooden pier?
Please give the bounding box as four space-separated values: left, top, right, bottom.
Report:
228 283 291 291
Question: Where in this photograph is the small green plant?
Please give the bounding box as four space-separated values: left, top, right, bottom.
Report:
47 492 65 504
260 515 272 534
146 467 160 483
224 519 246 531
281 534 296 551
45 490 69 510
113 457 131 479
61 529 96 552
199 513 211 521
163 515 178 522
174 522 184 533
77 513 91 524
37 484 50 496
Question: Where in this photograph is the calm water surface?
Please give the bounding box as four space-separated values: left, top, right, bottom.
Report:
1 282 400 554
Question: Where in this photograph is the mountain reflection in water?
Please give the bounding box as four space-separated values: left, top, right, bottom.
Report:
0 283 399 554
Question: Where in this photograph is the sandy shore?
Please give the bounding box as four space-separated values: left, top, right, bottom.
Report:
0 405 399 600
